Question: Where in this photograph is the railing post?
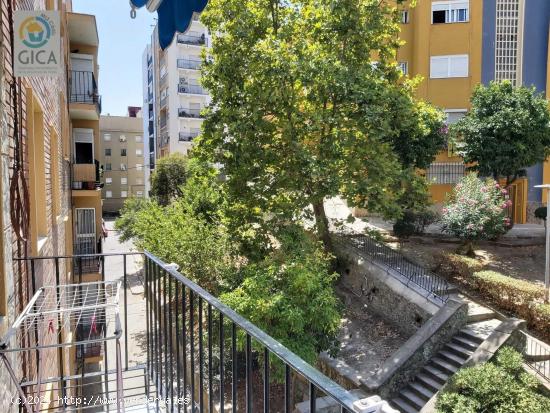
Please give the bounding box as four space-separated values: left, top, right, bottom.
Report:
123 254 128 370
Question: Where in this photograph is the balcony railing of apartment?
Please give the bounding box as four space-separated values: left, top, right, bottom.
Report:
425 162 466 185
72 160 101 190
160 95 168 108
178 107 202 118
160 73 168 88
177 33 206 46
7 252 389 413
69 70 102 113
177 58 202 70
160 116 168 129
178 84 207 95
178 130 200 142
159 134 170 147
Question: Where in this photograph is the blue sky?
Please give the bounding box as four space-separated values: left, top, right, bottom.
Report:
72 0 156 116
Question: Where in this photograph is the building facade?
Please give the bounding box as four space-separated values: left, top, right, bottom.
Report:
0 0 103 410
399 0 550 223
100 111 146 213
142 14 210 177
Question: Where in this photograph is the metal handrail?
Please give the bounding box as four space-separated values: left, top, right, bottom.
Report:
178 107 202 118
177 58 201 70
178 84 207 95
333 234 450 303
522 332 550 382
69 70 101 112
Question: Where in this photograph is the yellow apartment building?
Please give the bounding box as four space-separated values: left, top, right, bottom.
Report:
398 0 550 223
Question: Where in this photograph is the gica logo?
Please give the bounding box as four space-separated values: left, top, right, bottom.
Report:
19 15 52 49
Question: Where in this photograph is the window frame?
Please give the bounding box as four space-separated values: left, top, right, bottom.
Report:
430 54 469 79
431 1 469 24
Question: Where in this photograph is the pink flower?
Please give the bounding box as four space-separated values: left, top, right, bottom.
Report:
495 183 500 189
501 189 508 195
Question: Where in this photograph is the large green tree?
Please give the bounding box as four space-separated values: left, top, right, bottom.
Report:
150 153 189 205
453 81 550 185
197 0 445 251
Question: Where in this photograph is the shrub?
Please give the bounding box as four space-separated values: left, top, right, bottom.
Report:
433 252 484 279
393 209 438 238
440 173 511 255
436 347 550 413
534 207 547 221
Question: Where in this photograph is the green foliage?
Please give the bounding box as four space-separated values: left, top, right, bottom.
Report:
535 207 547 221
198 0 444 249
114 197 153 242
441 173 511 243
220 226 341 369
393 209 437 238
436 347 550 413
453 81 550 184
150 153 189 205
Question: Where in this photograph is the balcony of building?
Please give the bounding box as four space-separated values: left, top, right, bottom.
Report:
178 107 203 119
178 129 201 142
68 70 102 120
177 57 202 70
1 253 389 413
178 83 208 96
177 32 206 46
159 134 170 148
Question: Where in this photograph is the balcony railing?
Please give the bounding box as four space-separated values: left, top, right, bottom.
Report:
178 131 200 142
177 33 206 46
178 107 202 118
425 162 466 185
72 161 101 190
69 70 102 113
160 95 168 107
178 84 207 95
11 251 390 413
159 134 170 147
160 116 168 129
177 58 201 70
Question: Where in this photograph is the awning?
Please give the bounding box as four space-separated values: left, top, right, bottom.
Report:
130 0 209 50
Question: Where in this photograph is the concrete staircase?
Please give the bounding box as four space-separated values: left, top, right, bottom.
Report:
390 324 487 413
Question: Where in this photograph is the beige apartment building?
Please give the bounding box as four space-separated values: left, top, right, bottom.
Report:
100 111 146 213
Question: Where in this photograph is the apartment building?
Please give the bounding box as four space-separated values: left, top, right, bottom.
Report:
0 0 104 410
142 14 210 174
100 111 146 213
398 0 550 223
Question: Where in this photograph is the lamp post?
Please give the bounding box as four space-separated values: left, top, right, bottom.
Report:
535 184 550 303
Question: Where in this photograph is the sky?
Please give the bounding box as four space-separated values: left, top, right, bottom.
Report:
72 0 156 116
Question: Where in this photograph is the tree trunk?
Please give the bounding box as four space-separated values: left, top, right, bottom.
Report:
312 200 332 252
457 240 476 257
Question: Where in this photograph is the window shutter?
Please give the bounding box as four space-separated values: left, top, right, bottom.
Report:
430 57 449 78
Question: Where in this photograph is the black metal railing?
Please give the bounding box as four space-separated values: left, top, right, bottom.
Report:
523 333 550 382
334 234 450 303
144 252 360 413
424 162 466 185
69 70 102 113
177 58 202 70
178 84 207 95
177 33 206 46
178 107 202 118
178 131 200 142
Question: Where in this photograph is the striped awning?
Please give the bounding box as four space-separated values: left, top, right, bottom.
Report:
130 0 208 49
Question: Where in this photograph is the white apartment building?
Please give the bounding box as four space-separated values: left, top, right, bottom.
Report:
142 14 210 184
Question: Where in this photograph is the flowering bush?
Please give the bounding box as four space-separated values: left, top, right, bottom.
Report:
441 173 511 254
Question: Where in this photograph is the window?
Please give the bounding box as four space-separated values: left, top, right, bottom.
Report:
136 191 144 197
135 135 143 143
430 55 469 78
426 163 466 184
105 177 112 185
495 0 520 85
120 148 127 157
121 177 127 185
121 191 128 198
119 135 127 143
136 149 143 156
120 164 127 171
445 110 467 124
105 148 111 156
104 133 111 142
106 191 112 198
398 62 408 75
136 164 143 171
432 1 469 24
401 10 410 24
105 163 112 171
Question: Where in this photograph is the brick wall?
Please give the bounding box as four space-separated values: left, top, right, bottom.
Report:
1 1 73 410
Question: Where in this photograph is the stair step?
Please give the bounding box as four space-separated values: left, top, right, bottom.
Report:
409 381 435 401
401 388 426 410
451 335 480 352
445 342 474 358
416 373 443 392
391 396 419 413
439 350 468 367
431 357 459 375
459 328 485 344
421 365 450 384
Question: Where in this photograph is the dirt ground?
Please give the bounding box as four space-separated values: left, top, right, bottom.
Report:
389 237 546 286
